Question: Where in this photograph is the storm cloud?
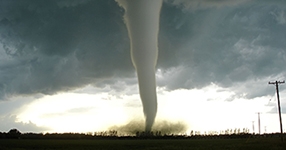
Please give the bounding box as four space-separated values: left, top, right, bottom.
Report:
0 0 286 101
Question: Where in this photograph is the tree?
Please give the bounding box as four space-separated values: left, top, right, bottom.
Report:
7 128 21 139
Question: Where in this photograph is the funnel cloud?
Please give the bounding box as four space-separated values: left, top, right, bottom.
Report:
116 0 163 131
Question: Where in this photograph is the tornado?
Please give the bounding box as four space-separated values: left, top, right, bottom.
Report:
116 0 162 132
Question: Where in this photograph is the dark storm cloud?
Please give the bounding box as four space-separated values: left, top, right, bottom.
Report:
0 0 286 100
163 0 251 10
0 0 133 99
157 0 286 98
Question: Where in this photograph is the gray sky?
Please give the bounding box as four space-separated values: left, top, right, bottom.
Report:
0 0 286 133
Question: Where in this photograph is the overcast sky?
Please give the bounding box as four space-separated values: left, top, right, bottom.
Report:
0 0 286 134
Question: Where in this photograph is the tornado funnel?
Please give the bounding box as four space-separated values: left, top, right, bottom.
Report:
116 0 162 132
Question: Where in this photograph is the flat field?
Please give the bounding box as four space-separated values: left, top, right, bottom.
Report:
0 138 285 150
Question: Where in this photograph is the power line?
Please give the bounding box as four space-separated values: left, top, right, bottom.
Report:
268 80 284 141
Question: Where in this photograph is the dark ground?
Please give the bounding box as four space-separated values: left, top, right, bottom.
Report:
0 137 285 150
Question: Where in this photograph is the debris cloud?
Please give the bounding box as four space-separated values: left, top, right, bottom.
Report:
109 119 187 135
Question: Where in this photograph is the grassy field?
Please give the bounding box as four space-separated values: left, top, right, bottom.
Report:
0 137 285 150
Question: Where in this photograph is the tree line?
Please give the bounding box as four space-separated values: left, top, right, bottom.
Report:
0 128 284 139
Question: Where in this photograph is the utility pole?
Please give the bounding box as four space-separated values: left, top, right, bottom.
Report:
256 112 261 135
269 80 285 140
252 121 255 134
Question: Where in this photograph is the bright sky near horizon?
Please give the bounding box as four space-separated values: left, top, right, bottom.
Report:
1 0 286 134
